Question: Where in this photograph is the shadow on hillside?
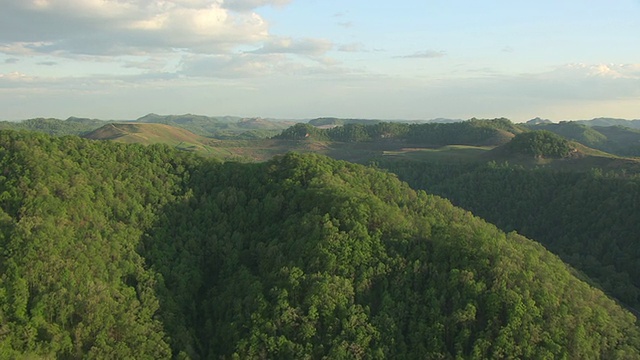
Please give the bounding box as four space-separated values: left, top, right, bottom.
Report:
137 161 253 359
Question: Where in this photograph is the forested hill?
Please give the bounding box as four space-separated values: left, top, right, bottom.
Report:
275 118 524 146
525 121 640 156
135 113 295 139
377 158 640 309
0 114 296 140
0 117 112 136
1 130 640 358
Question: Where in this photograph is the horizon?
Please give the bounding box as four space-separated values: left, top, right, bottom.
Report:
1 0 639 121
3 113 639 124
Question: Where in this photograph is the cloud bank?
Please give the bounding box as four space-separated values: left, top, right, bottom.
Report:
0 0 286 56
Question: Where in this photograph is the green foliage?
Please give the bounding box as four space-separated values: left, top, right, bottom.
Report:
0 130 199 358
275 118 523 147
1 130 639 359
527 122 607 148
307 118 386 127
136 113 291 139
379 158 640 309
1 115 293 141
0 117 112 136
505 130 574 158
275 123 328 140
146 153 640 358
527 121 640 157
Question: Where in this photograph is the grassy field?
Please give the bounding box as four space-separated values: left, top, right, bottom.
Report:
382 145 494 162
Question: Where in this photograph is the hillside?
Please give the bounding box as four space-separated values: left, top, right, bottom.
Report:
85 123 355 161
376 156 640 309
276 118 524 146
307 117 463 127
2 130 639 358
526 121 640 157
84 122 220 154
575 118 640 129
1 114 297 141
135 113 295 139
0 117 112 136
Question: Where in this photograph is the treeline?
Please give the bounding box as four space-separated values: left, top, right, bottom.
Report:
504 130 574 158
377 159 640 309
0 115 292 140
1 130 640 358
275 118 523 146
526 121 640 156
0 117 110 136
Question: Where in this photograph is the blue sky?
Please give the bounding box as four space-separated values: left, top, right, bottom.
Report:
1 0 639 121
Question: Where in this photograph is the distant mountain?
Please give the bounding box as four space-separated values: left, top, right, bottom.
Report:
307 117 463 127
526 117 553 125
526 121 640 157
307 117 384 127
575 118 640 129
135 113 295 139
85 122 202 142
0 117 112 136
136 113 241 124
277 118 524 147
84 123 217 154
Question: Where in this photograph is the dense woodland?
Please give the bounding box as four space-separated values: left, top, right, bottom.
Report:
526 121 640 157
0 118 110 136
0 114 292 140
274 118 522 146
377 159 640 310
2 130 640 358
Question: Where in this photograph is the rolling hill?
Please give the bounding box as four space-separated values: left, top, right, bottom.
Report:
84 123 342 161
526 121 640 157
84 122 216 152
81 118 640 172
0 114 298 140
134 113 296 138
0 117 112 136
575 117 640 129
2 130 640 358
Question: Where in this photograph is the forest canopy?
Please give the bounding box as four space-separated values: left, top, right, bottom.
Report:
1 130 639 359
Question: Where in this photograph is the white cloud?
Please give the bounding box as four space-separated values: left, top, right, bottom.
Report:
514 64 640 100
222 0 292 12
3 56 638 121
336 21 353 28
180 53 286 78
338 43 366 53
248 37 333 56
180 51 352 78
0 0 272 56
0 71 31 81
397 50 446 59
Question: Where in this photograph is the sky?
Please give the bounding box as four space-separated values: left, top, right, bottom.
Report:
0 0 639 122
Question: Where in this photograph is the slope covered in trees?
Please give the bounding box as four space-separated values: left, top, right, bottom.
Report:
0 114 295 141
1 130 640 358
0 117 112 136
503 130 575 158
275 118 524 147
526 121 640 157
377 159 640 310
135 113 294 139
0 130 198 358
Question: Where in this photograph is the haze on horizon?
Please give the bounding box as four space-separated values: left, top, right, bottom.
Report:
0 0 639 122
